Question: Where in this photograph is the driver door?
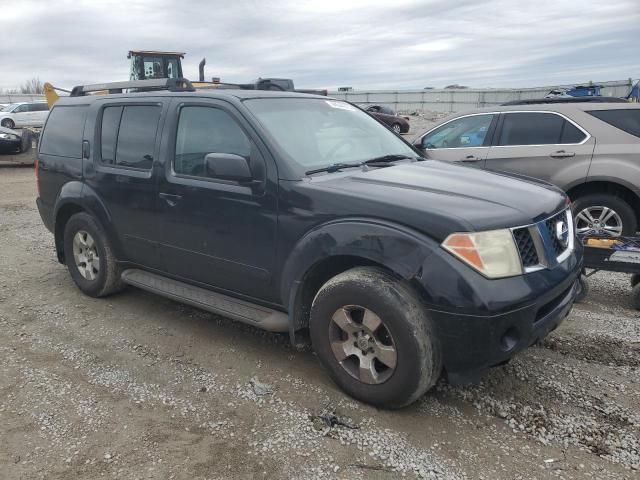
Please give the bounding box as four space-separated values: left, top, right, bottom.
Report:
416 113 497 166
156 99 280 302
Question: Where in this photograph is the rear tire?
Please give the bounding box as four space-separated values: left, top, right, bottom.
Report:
309 267 441 409
632 283 640 310
391 123 402 134
1 118 15 129
572 194 636 236
19 129 32 153
63 213 124 297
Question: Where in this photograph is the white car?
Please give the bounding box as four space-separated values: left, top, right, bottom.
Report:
0 102 50 129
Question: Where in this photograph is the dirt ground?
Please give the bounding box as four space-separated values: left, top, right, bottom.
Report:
0 165 638 480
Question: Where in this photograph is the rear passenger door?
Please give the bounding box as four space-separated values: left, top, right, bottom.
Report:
484 112 595 189
33 103 50 126
156 98 279 302
84 99 167 270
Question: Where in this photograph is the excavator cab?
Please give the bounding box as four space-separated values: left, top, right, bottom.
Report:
128 50 185 80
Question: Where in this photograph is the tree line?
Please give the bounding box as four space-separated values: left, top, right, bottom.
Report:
1 78 44 95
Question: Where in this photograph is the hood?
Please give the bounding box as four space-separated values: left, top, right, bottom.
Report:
0 126 20 137
302 160 566 240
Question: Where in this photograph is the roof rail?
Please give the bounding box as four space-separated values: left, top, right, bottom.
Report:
501 97 628 106
70 78 195 96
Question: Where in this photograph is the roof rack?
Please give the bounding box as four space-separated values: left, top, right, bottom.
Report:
501 97 628 106
70 78 195 97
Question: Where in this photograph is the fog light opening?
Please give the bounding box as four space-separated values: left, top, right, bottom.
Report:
500 327 519 352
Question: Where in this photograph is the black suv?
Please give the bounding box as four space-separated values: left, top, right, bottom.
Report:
36 79 582 408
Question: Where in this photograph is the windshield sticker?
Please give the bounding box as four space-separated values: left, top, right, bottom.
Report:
325 100 356 111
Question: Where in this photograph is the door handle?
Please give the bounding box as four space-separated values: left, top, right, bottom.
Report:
159 192 182 207
460 155 481 163
550 150 575 159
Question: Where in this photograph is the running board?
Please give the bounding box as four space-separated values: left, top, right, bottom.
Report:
121 269 288 332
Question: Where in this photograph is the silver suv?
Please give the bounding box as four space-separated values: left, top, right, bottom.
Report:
415 102 640 236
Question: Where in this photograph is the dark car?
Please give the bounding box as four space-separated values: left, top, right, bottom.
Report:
0 126 32 154
414 103 640 237
366 105 410 134
36 79 581 408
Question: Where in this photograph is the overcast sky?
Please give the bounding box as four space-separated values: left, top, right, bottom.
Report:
1 0 638 91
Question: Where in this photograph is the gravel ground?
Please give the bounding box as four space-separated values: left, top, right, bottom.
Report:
0 165 638 480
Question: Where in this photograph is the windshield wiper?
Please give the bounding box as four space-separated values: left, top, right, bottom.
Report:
305 155 419 176
362 154 417 165
305 162 362 175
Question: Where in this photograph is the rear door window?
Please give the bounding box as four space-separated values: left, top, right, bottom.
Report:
497 112 585 146
587 109 640 138
39 105 88 158
99 105 161 169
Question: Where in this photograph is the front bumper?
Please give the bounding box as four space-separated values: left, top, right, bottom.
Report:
418 242 582 384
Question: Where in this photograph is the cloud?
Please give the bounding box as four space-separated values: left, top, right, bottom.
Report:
1 0 638 91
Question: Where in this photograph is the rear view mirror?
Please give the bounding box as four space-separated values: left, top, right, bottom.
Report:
205 153 252 182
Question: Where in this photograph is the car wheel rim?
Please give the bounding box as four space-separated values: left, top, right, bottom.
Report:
72 230 100 280
328 305 397 385
392 124 401 133
575 206 623 237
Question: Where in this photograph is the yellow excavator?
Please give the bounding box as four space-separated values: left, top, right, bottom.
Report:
45 50 326 107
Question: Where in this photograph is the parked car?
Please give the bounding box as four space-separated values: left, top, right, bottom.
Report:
0 101 50 128
414 103 640 237
36 80 581 408
365 105 410 134
0 126 32 154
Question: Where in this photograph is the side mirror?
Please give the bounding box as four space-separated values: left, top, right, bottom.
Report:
205 153 253 182
413 138 425 150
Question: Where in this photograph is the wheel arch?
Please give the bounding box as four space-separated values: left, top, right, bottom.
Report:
566 179 640 222
281 219 438 346
53 184 120 264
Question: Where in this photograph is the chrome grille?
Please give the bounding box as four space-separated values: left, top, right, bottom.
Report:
512 208 574 272
513 228 539 267
544 211 568 256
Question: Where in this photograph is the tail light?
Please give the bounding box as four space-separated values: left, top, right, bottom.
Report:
35 156 41 197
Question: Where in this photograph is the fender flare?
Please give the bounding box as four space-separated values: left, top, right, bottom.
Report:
572 176 640 198
53 182 122 261
280 218 439 339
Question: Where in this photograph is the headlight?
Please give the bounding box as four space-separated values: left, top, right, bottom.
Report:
442 229 522 279
0 133 18 140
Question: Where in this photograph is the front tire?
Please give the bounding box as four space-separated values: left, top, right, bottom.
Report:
391 123 402 134
572 194 637 237
63 213 124 297
1 118 15 129
309 267 441 409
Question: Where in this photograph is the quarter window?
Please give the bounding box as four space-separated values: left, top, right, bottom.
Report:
39 105 88 158
497 112 585 146
174 106 251 179
587 109 640 138
422 114 494 149
99 105 161 170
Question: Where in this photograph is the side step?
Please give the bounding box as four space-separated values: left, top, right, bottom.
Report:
121 269 289 332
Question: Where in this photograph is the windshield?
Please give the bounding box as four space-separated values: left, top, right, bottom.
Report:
0 104 16 112
244 98 416 174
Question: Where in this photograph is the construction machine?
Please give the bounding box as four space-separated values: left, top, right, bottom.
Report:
44 49 326 107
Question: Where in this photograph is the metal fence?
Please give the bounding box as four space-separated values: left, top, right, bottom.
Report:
329 79 636 114
0 93 46 103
